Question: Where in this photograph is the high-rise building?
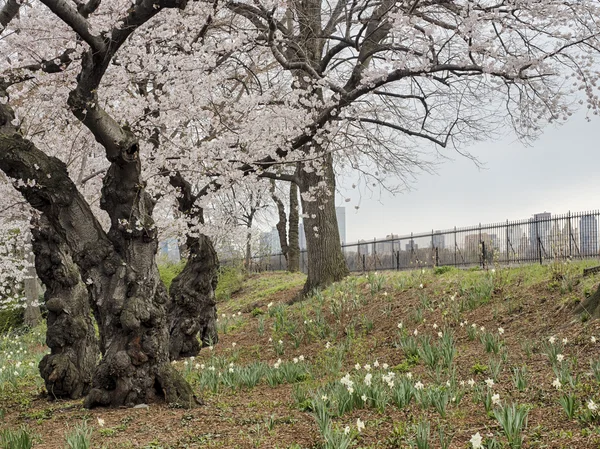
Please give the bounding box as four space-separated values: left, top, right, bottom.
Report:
269 227 282 253
298 222 306 250
336 206 346 245
529 212 552 256
580 215 598 256
405 239 418 252
432 231 445 249
159 237 180 262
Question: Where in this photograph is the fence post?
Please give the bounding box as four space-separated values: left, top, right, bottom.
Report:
431 229 435 267
535 218 542 265
479 223 482 268
568 211 572 258
454 227 457 267
373 237 377 270
506 220 509 265
391 237 394 271
481 240 486 269
362 254 366 272
435 247 439 267
396 250 400 270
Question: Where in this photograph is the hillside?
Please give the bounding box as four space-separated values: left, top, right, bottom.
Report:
2 262 600 449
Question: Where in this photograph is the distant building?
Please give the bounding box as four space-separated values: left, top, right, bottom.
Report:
432 231 445 249
580 215 598 256
405 239 418 252
159 238 180 263
270 227 281 253
336 207 346 244
260 227 282 254
529 212 552 256
298 222 306 250
375 234 399 254
507 225 524 246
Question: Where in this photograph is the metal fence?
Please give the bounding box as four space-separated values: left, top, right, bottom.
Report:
241 210 600 273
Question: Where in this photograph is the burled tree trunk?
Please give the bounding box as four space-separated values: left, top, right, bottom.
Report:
169 234 219 359
0 131 196 408
288 182 300 272
298 152 348 295
83 138 197 408
33 216 98 399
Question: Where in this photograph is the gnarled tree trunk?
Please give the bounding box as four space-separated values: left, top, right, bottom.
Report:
0 125 196 409
298 152 348 295
82 134 198 408
33 215 98 399
168 234 219 359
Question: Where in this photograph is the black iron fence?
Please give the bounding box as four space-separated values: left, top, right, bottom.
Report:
240 210 600 273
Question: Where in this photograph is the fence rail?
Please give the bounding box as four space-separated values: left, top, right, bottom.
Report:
237 209 600 273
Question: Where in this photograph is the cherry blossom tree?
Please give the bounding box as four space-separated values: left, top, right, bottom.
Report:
225 0 600 293
0 0 208 407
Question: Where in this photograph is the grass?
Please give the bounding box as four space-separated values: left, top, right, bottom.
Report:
2 261 600 448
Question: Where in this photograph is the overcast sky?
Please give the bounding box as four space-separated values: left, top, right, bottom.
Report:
337 109 599 244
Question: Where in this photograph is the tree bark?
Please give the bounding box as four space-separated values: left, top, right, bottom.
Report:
287 181 300 272
32 215 98 399
168 234 219 359
297 152 348 295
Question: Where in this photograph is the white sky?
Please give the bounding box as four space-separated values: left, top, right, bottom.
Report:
337 109 600 244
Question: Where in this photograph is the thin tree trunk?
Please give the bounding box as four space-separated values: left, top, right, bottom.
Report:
23 251 42 328
33 215 98 399
297 152 348 296
271 180 289 263
244 209 255 267
288 181 300 272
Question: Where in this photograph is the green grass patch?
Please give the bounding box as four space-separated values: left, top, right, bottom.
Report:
216 266 246 302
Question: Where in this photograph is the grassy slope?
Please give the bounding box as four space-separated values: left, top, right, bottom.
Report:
2 261 600 448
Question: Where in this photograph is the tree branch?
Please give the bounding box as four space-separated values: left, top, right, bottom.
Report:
0 0 20 32
38 0 106 53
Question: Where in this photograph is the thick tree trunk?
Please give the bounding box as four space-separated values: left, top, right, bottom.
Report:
298 153 348 295
165 175 219 360
23 252 42 328
0 130 196 408
168 234 219 359
32 216 98 399
83 139 197 408
288 182 300 272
